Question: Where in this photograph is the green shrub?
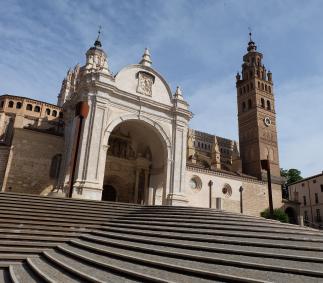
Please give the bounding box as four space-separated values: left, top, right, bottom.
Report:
260 208 289 223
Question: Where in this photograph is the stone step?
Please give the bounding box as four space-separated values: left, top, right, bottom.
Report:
43 249 143 283
107 219 322 236
26 256 82 283
0 267 11 283
56 243 251 283
82 231 323 262
0 192 140 210
99 222 323 242
61 241 319 282
0 241 57 249
94 226 323 251
73 235 323 276
9 263 42 283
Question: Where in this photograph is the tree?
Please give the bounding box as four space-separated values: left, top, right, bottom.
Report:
280 168 303 199
280 168 303 185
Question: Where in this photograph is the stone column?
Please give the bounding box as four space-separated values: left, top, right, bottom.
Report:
71 95 108 200
144 170 149 205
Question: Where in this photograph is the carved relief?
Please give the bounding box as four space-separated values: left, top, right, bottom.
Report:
136 72 154 97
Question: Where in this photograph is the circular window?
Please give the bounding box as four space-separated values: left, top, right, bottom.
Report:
222 184 232 198
189 176 202 191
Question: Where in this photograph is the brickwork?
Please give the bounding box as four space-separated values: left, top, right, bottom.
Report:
4 128 64 195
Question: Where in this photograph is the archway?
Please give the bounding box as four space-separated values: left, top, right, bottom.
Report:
285 207 297 224
102 185 117 201
103 119 167 205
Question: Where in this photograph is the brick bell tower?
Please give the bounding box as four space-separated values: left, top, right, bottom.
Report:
236 33 280 182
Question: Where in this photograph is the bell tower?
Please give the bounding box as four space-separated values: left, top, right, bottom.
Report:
236 33 280 181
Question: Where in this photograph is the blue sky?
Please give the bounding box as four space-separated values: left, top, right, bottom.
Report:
1 0 323 177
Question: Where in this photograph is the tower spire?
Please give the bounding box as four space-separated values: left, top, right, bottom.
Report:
247 29 257 52
139 48 152 67
94 25 102 48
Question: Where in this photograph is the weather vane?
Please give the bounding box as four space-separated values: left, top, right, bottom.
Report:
248 27 252 40
97 25 102 41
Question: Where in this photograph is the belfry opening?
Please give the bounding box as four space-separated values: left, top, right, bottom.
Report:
103 120 167 205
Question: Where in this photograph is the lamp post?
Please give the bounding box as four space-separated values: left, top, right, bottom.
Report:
239 186 244 214
208 180 214 208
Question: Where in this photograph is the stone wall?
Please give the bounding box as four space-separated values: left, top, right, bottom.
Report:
4 128 64 195
0 146 10 188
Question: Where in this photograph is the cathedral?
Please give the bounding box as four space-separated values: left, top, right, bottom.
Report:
0 34 282 216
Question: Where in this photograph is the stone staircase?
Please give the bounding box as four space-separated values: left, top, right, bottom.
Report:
0 192 323 282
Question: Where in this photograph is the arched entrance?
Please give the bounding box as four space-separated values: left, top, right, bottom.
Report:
102 185 117 201
103 119 167 205
285 207 297 224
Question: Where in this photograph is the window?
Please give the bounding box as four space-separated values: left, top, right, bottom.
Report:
261 98 265 108
198 142 200 147
268 86 271 93
250 82 253 89
265 85 267 91
261 83 264 90
45 108 51 115
8 101 14 108
304 210 308 221
302 183 305 187
248 99 252 109
303 196 307 206
267 100 271 110
34 106 40 112
258 81 260 88
50 154 62 179
26 104 33 111
243 86 246 94
316 209 321 222
239 88 242 95
52 110 57 117
16 102 22 109
315 193 319 204
321 184 323 192
247 84 249 92
0 101 4 108
242 102 246 111
313 179 317 184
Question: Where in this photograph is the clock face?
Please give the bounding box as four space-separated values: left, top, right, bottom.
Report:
264 117 271 127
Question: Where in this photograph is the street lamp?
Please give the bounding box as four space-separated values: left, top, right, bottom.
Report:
208 180 214 208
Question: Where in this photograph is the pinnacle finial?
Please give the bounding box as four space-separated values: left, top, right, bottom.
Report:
247 28 257 52
94 25 102 48
139 48 152 67
174 86 184 100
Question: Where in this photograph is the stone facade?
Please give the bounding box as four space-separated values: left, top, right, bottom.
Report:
0 34 283 217
287 172 323 227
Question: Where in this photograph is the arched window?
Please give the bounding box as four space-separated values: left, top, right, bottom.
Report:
265 85 267 91
268 86 271 93
250 82 253 89
242 102 246 111
249 71 253 77
261 83 264 90
50 154 62 179
8 101 14 108
26 104 32 111
52 110 57 117
257 70 260 77
261 98 265 108
248 99 252 109
59 111 63 118
239 88 242 95
243 86 246 94
258 82 260 88
16 102 22 109
34 106 40 112
0 101 4 108
267 100 271 110
45 108 51 115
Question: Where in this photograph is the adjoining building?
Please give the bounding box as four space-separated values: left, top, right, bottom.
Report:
0 34 283 216
286 172 323 228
